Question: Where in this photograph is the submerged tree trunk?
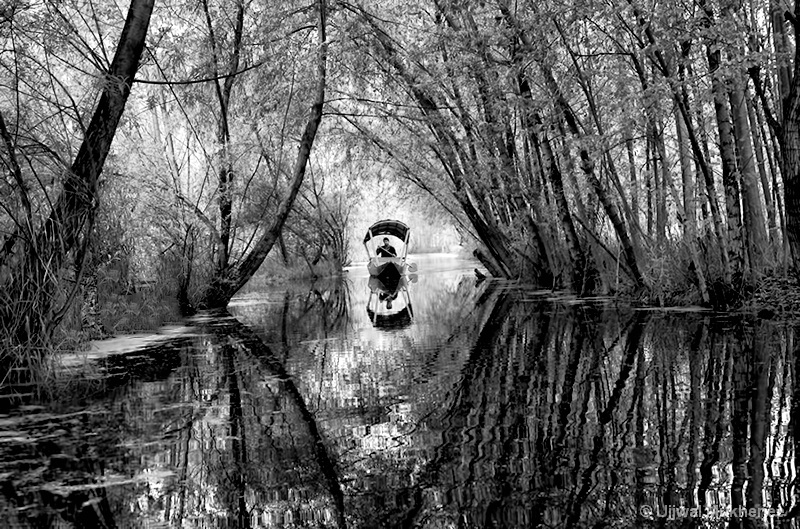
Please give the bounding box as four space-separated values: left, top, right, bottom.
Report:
0 0 155 344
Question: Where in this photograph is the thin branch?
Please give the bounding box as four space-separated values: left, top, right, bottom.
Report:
0 111 33 232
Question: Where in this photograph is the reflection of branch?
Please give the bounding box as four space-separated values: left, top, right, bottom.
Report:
563 311 647 528
394 288 514 527
223 341 249 526
209 311 347 529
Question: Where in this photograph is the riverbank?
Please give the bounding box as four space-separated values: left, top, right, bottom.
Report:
622 269 800 317
743 273 800 317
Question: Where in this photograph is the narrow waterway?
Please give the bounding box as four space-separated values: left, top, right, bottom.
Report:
1 254 798 528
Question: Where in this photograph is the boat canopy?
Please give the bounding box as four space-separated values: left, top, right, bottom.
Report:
363 219 410 244
366 306 413 329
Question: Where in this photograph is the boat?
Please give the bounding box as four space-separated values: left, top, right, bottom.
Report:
366 274 415 329
363 219 417 281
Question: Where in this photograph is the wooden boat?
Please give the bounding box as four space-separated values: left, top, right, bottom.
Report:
363 219 417 280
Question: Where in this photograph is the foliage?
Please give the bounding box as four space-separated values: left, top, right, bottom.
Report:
0 0 155 368
328 0 795 302
4 0 800 359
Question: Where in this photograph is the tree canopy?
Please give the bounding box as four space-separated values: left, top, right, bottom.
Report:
2 0 800 349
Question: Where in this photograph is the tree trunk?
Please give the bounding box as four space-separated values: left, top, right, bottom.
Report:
730 79 768 274
626 132 640 233
537 60 645 288
781 2 800 267
555 20 640 248
625 0 732 282
771 0 793 116
202 0 246 272
579 153 645 289
1 0 154 344
676 106 711 304
500 4 643 289
360 6 517 279
783 86 800 264
652 117 669 246
646 136 654 238
514 70 555 284
747 94 777 241
701 0 745 272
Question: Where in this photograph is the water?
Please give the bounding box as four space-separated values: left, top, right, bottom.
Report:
1 254 798 528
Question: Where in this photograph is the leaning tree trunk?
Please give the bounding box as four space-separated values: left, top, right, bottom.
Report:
532 113 588 293
0 0 155 345
201 0 328 307
536 48 645 289
625 0 732 283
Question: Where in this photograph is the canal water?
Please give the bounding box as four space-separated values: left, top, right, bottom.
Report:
1 254 798 528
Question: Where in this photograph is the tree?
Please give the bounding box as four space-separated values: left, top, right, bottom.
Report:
0 0 155 346
333 0 784 305
200 0 328 307
777 4 800 267
113 0 330 309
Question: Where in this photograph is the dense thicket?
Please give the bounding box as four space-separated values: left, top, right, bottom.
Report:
335 0 798 307
2 0 800 353
0 0 330 353
0 0 155 347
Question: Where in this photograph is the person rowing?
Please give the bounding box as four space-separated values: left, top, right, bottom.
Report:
376 237 397 258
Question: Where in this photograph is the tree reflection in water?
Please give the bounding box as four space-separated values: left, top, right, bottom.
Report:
2 265 800 529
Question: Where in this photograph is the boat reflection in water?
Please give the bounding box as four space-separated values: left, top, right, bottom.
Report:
366 274 416 329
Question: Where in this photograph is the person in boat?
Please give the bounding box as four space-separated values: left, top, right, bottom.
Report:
376 237 397 258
